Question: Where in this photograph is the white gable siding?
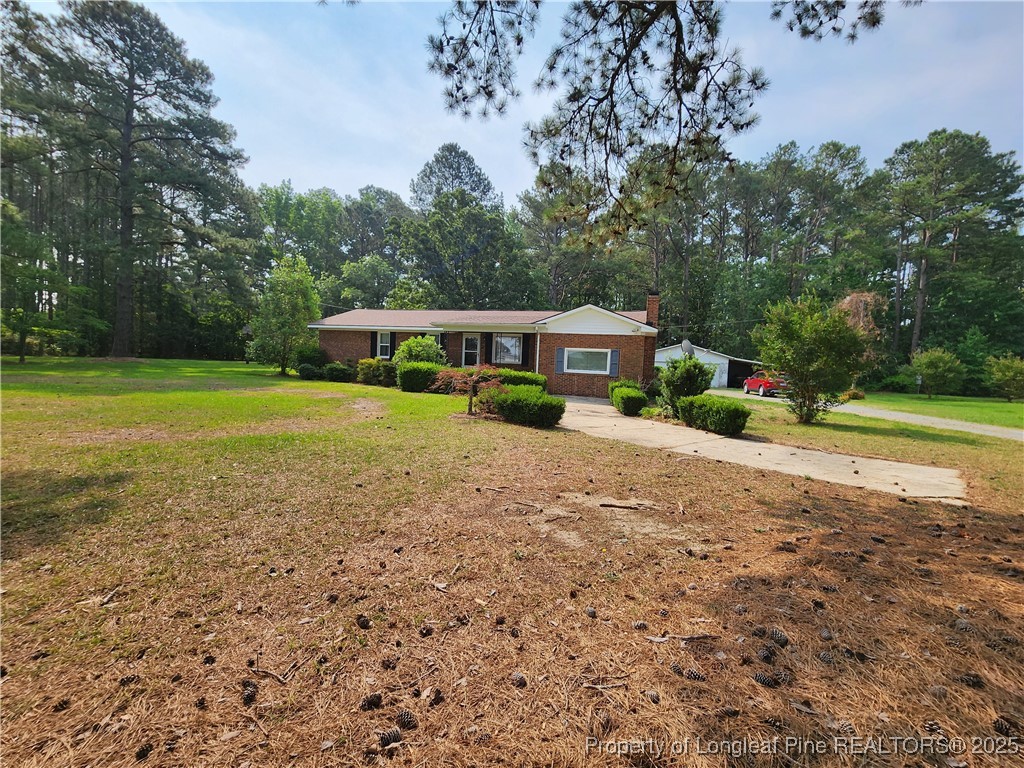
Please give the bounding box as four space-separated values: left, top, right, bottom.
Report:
543 307 642 336
656 345 731 388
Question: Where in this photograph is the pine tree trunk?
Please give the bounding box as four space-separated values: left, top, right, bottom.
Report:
891 230 905 354
910 231 931 354
110 72 137 357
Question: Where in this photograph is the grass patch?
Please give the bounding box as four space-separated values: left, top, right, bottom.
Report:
2 358 1022 767
854 391 1024 429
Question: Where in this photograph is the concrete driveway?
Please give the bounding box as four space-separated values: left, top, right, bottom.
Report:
710 388 1023 442
560 398 966 504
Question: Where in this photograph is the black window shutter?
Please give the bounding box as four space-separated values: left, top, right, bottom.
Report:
439 332 449 358
555 347 565 374
370 331 377 357
520 334 530 367
389 332 397 358
482 332 493 364
609 349 620 377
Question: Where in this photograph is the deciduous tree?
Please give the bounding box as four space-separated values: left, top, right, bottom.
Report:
247 256 320 376
752 295 866 422
910 348 964 399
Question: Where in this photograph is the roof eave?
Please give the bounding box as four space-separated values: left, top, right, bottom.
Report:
309 324 440 332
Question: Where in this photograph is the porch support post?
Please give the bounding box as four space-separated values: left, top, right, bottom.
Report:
534 327 541 373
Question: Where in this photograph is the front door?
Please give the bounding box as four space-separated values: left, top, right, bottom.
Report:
462 333 480 367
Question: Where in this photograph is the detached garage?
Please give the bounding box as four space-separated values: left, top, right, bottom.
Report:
655 341 760 389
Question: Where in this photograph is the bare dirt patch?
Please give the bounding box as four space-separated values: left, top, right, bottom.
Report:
350 397 386 416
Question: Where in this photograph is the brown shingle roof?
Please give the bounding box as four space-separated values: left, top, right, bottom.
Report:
312 308 650 328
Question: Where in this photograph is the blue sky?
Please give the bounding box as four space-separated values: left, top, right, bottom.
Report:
31 1 1024 204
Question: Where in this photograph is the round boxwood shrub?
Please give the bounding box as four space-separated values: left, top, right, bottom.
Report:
608 378 641 400
492 385 566 428
676 394 751 436
356 358 398 387
496 368 547 389
397 362 443 392
356 358 382 385
324 362 354 382
612 386 647 416
297 363 326 381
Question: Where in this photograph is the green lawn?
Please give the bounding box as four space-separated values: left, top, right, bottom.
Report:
714 386 1023 429
854 391 1024 429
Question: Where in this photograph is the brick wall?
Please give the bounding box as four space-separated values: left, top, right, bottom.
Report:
537 333 653 398
319 330 372 364
442 332 462 365
319 330 439 363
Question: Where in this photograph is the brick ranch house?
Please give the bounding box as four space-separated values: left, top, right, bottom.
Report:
310 295 660 398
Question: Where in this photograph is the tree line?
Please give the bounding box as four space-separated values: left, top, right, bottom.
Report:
3 1 1022 390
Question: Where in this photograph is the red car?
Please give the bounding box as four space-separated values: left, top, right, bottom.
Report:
743 370 788 397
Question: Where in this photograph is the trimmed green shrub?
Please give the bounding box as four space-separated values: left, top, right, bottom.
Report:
612 387 647 416
608 378 641 399
356 358 382 385
324 362 354 382
356 358 399 387
676 394 751 436
297 363 325 381
657 357 716 416
492 385 566 428
496 368 547 389
292 344 328 369
397 362 443 392
392 335 448 366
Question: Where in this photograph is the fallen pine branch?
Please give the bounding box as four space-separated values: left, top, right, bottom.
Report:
252 667 287 685
645 634 720 643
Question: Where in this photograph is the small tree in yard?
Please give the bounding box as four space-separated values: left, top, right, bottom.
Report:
911 348 964 398
985 354 1024 402
752 295 866 424
392 335 448 366
247 256 320 376
430 365 504 415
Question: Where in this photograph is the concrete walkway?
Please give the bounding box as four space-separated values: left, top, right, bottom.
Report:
710 388 1023 442
560 399 966 504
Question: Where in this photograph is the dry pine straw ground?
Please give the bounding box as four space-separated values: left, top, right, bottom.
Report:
1 392 1023 768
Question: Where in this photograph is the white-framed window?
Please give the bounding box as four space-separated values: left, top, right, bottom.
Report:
377 331 391 359
565 348 611 374
492 333 523 365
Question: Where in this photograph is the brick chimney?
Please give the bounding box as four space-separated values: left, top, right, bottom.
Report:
645 291 660 328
